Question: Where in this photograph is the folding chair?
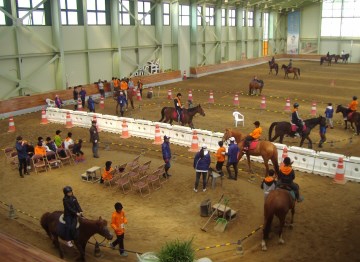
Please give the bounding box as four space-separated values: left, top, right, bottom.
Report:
115 163 127 174
132 175 151 197
56 148 72 166
115 172 132 194
67 144 77 163
147 169 162 191
138 160 151 177
156 164 168 184
45 151 62 170
125 155 141 170
128 166 141 184
9 151 19 169
31 154 48 174
4 147 15 163
104 169 118 187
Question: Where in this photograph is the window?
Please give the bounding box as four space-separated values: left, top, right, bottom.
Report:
119 0 130 25
221 8 226 26
163 3 169 25
229 9 236 26
197 6 202 26
179 5 189 26
138 0 151 25
247 11 253 27
242 10 246 26
87 0 107 25
321 0 360 37
205 6 214 26
0 0 5 25
60 0 78 25
17 0 47 25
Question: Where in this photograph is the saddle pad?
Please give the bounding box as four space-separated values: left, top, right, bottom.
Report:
249 140 259 150
59 214 80 228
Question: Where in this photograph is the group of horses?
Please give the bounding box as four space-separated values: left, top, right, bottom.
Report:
320 53 350 66
268 61 301 80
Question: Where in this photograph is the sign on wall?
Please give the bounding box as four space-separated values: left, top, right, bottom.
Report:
287 11 300 54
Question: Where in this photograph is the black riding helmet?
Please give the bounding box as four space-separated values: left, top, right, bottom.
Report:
353 96 357 100
114 202 123 211
63 186 72 195
294 102 299 108
254 121 260 126
177 93 182 97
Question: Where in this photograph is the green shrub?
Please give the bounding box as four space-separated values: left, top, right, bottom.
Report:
157 238 195 262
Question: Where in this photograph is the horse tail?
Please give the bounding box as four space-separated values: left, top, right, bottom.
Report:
159 107 166 122
40 212 52 238
268 122 277 141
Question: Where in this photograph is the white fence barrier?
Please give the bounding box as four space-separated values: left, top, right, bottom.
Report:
46 109 360 182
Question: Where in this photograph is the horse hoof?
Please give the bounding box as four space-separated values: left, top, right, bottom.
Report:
279 239 285 244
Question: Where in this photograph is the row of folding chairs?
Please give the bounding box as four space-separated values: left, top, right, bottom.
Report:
102 155 167 197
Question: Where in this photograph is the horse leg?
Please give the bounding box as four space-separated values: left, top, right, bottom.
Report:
74 240 85 261
53 236 64 259
130 98 135 109
263 157 270 177
278 215 286 245
247 154 254 174
344 120 348 130
115 103 119 115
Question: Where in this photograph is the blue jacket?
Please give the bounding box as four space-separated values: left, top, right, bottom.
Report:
324 106 334 118
79 90 86 100
193 151 211 172
227 143 239 163
162 142 171 160
117 95 127 105
88 97 95 111
16 142 28 160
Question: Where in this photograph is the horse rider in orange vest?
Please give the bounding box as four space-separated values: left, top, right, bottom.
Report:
347 96 358 119
174 93 184 123
243 121 262 153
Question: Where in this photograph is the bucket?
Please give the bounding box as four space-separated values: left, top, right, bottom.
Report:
137 252 160 262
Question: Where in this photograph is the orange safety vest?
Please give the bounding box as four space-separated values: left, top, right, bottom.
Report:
349 100 358 111
111 210 128 236
250 127 262 139
120 81 128 91
264 176 275 183
102 167 114 181
215 147 226 162
175 97 182 107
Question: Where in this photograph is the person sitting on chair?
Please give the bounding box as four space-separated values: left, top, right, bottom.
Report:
174 93 183 123
63 186 83 247
287 59 293 70
100 161 113 184
243 121 262 153
277 157 303 202
291 103 304 137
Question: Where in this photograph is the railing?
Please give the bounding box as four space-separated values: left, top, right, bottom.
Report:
46 108 360 182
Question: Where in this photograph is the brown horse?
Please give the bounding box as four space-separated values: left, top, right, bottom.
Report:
249 80 264 95
268 61 279 75
261 189 296 251
158 104 205 129
268 116 327 148
40 211 113 261
114 89 136 115
281 65 300 80
335 105 360 135
320 56 333 66
222 129 279 176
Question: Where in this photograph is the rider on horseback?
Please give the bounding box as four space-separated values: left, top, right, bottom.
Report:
174 93 183 123
270 56 275 66
326 52 330 58
291 103 304 137
63 186 83 247
243 121 262 153
346 96 358 120
287 59 293 71
277 157 303 202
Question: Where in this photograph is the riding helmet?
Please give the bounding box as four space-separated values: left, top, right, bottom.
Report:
293 102 299 108
353 96 357 100
254 121 260 126
63 186 72 194
114 202 123 211
177 93 182 97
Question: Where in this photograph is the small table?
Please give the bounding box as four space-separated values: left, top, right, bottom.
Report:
86 166 101 183
212 203 231 219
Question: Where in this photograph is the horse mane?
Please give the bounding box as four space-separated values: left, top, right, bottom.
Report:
187 105 200 112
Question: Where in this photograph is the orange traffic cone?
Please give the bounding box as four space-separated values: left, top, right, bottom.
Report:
99 96 105 109
333 157 346 184
167 89 172 100
65 112 73 128
188 90 193 101
233 93 239 106
188 130 199 152
311 102 317 116
183 70 187 80
153 124 162 145
8 116 15 132
40 107 48 125
77 98 83 111
208 91 214 104
285 98 291 112
120 120 131 139
92 115 100 132
280 147 288 168
260 96 266 109
137 89 142 101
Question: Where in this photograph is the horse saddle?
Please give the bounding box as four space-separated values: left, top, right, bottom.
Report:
59 214 80 228
173 111 184 120
243 140 258 151
347 112 354 120
291 123 306 132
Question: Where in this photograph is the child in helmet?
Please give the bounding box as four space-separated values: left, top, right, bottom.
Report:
243 121 262 152
110 202 128 257
291 103 304 136
63 186 83 247
174 93 183 123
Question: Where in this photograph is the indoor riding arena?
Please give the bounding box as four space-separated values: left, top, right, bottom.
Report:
0 1 359 262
